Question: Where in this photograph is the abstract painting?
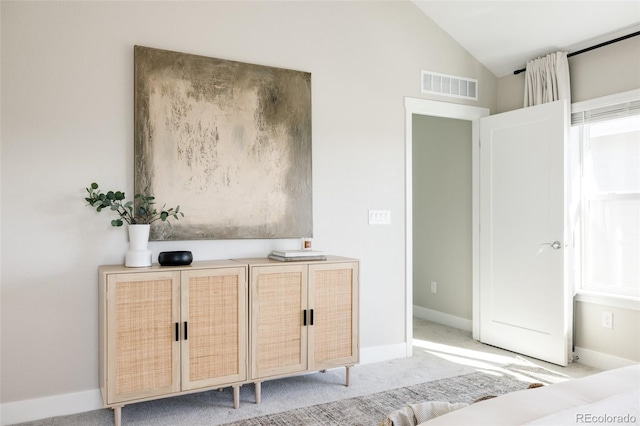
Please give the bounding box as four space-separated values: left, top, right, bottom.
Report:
134 46 312 240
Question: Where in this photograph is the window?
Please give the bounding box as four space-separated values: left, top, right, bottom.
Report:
572 94 640 298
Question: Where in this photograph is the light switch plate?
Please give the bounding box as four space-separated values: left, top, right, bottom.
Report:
368 210 391 225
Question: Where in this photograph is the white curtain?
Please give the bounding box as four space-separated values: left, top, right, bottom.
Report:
523 51 571 107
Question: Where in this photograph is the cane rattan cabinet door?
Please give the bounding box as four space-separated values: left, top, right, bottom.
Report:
106 271 181 404
308 262 359 370
250 264 308 380
181 267 248 390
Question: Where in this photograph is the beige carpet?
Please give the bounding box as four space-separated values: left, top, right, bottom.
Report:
14 320 599 426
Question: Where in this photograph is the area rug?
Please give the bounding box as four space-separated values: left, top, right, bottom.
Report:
221 371 531 426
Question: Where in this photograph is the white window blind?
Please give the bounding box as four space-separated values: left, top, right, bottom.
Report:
573 96 640 298
572 99 640 125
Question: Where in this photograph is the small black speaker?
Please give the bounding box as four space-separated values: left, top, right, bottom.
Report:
158 251 193 266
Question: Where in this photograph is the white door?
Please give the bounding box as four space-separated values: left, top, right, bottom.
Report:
479 100 571 366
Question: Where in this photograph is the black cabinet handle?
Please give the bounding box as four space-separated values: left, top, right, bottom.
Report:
184 322 188 340
310 309 314 326
175 323 179 342
303 310 307 326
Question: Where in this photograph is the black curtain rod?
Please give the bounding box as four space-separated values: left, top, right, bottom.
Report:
513 30 640 75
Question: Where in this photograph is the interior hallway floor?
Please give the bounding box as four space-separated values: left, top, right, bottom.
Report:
413 317 600 383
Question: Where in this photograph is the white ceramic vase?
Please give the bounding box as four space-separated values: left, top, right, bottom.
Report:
125 224 152 267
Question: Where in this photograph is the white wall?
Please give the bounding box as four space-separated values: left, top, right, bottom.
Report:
0 1 497 421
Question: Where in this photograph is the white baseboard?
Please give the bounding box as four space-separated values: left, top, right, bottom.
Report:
360 343 408 365
574 346 638 371
0 389 103 426
1 343 408 425
413 305 472 332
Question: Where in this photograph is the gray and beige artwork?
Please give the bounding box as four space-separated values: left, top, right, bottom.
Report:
134 46 312 240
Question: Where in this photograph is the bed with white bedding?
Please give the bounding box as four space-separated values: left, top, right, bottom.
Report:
422 364 639 425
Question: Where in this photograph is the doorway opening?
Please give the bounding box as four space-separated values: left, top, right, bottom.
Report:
404 98 489 356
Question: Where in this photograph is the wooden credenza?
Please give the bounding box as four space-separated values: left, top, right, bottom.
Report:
238 256 359 402
99 260 248 425
99 256 359 425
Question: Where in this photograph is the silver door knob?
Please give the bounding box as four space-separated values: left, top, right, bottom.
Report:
541 241 562 250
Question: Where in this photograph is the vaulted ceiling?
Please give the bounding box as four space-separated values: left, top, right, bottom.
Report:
413 1 640 77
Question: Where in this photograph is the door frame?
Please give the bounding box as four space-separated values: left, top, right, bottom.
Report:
404 97 489 356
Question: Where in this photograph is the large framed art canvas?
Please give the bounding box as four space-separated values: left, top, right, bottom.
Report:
134 46 312 240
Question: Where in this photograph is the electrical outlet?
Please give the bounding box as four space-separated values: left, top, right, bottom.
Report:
602 311 613 329
431 281 437 293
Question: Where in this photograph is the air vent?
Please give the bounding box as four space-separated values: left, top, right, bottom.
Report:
421 70 478 101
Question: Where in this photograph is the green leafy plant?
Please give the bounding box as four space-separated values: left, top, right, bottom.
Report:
85 182 184 227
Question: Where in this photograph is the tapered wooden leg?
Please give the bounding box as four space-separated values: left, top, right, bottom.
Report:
113 406 122 426
255 381 262 404
345 366 351 387
233 385 241 409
